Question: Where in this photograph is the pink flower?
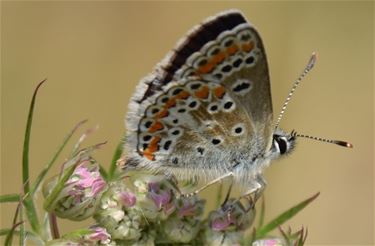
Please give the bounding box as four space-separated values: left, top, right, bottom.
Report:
178 199 197 218
211 213 236 231
119 191 137 207
87 226 111 243
148 182 172 209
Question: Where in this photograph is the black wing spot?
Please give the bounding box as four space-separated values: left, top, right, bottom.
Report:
240 34 251 41
212 138 221 145
151 108 160 114
172 88 183 95
197 147 205 155
232 58 243 68
221 65 232 73
235 127 243 134
188 101 198 108
233 82 250 93
144 121 153 128
214 73 223 79
163 140 172 151
224 39 234 47
190 83 201 90
209 105 219 112
172 157 179 165
161 96 169 103
198 59 208 66
245 56 255 64
223 101 234 110
143 135 152 141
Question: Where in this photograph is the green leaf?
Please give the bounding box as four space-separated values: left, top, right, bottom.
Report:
0 194 20 203
0 229 44 245
5 201 23 246
4 221 24 246
108 136 124 181
255 192 319 239
22 79 46 234
30 119 88 195
99 164 108 181
22 79 46 194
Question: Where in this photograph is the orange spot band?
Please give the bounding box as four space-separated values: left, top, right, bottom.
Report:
242 41 254 52
213 86 226 99
175 91 190 100
226 45 238 56
143 136 161 160
195 85 210 99
148 121 164 133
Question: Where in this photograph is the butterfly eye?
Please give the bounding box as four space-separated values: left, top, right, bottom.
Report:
273 135 288 155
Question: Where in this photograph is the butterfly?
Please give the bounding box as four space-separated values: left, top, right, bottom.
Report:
124 9 352 198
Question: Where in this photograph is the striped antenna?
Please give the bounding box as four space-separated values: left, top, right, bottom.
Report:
274 52 317 129
291 130 353 148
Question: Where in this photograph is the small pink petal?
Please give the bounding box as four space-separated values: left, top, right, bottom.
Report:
119 191 137 207
89 227 110 242
211 217 231 231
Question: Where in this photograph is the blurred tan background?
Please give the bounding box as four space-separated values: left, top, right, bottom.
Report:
1 1 373 245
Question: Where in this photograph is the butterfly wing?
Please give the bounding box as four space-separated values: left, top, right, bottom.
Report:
125 10 273 181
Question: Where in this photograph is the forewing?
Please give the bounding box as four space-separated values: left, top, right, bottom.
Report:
125 10 273 179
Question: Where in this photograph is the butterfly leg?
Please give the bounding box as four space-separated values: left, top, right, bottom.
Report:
182 172 234 197
162 170 184 195
239 175 267 206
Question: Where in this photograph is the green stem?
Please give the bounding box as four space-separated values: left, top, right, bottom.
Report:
108 136 124 181
48 213 60 239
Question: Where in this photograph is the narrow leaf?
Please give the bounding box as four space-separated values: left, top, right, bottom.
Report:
0 194 20 203
108 136 124 181
22 79 46 234
23 79 46 193
99 164 108 181
216 182 224 208
257 195 265 228
0 229 44 245
4 221 24 246
5 198 23 246
30 119 88 194
255 192 320 239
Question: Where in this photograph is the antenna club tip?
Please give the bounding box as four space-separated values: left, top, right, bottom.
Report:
334 140 353 148
307 52 318 70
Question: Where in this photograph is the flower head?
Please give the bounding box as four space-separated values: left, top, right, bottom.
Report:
45 226 112 246
44 156 107 221
133 175 177 221
161 195 205 243
94 180 144 241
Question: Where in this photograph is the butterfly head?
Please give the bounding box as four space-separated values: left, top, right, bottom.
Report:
271 129 296 157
